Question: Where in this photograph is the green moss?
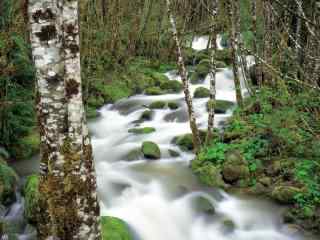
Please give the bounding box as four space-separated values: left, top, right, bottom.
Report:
194 87 210 98
101 216 133 240
86 106 100 119
149 101 167 109
125 149 142 161
128 127 156 134
173 134 194 151
24 175 39 224
19 131 40 159
101 81 133 103
0 163 18 206
145 87 164 95
195 61 210 79
207 100 234 114
140 110 153 121
168 102 179 110
141 141 161 159
160 80 183 93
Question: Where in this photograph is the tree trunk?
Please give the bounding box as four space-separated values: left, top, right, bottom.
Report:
166 0 201 153
226 0 243 106
206 0 218 144
28 0 101 239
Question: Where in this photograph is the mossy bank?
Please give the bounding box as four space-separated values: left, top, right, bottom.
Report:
191 88 320 234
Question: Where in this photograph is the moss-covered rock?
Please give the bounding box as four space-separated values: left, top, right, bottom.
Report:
195 61 210 79
0 163 18 206
150 72 170 86
222 151 250 183
160 80 183 93
145 87 164 96
194 87 210 98
189 72 202 84
141 141 161 159
206 100 234 114
221 219 236 234
194 50 209 64
215 49 232 65
168 149 180 157
168 102 179 110
172 134 194 151
20 131 40 159
125 149 143 161
140 110 153 121
192 196 216 215
149 101 167 109
195 164 225 187
101 216 133 240
128 127 155 134
272 185 302 204
24 175 39 224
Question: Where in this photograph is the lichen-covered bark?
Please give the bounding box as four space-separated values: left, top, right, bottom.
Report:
206 0 218 144
166 0 201 153
28 0 101 239
226 0 243 106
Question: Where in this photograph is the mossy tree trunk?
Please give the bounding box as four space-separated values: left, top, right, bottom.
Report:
206 0 218 144
166 0 201 153
28 0 101 239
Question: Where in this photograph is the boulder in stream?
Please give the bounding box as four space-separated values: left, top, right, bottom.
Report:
128 127 156 135
141 141 161 160
194 87 210 98
101 216 133 240
160 80 183 93
145 87 164 96
172 134 194 151
149 101 167 109
168 102 179 110
206 100 234 114
140 110 153 121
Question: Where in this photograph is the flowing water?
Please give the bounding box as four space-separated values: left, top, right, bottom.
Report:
4 37 315 240
89 37 310 240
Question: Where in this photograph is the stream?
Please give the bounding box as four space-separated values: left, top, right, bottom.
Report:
3 36 315 240
89 37 306 240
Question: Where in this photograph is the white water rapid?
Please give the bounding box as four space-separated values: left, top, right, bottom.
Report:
89 37 308 240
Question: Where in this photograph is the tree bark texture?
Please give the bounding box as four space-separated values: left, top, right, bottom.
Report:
28 0 101 239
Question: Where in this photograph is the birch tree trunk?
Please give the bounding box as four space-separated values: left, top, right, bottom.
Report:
28 0 101 239
206 0 218 144
226 0 243 106
166 0 201 153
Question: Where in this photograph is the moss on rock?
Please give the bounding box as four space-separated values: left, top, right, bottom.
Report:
160 80 183 93
194 87 210 98
272 185 302 204
0 163 18 206
101 216 133 240
206 100 234 114
140 110 153 121
141 141 161 159
24 175 39 224
168 102 179 110
145 87 164 96
149 101 167 109
172 134 194 151
128 127 156 134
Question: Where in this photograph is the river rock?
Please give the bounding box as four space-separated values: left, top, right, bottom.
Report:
145 87 164 95
0 162 18 206
168 102 179 110
160 80 183 93
221 219 236 234
101 216 133 240
172 134 194 151
192 196 216 215
128 127 155 134
149 101 167 109
140 110 153 121
24 175 39 224
222 151 249 183
164 109 189 122
168 149 180 157
197 165 225 187
194 87 210 98
207 100 234 114
125 149 143 161
141 141 161 159
271 185 302 204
